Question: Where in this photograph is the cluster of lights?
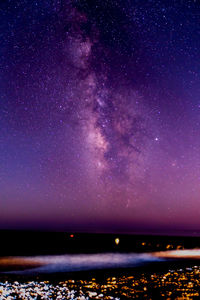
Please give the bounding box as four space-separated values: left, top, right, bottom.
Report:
65 266 200 299
1 266 200 299
0 280 120 300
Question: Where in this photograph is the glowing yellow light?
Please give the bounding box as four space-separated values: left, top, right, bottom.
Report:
115 238 120 245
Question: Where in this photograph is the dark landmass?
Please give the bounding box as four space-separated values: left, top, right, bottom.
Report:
1 230 200 256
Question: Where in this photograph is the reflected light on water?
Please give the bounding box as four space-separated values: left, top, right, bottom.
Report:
154 249 200 259
0 253 162 274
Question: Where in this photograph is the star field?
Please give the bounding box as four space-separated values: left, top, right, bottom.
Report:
0 0 200 234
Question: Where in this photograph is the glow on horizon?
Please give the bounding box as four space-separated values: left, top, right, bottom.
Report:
154 249 200 259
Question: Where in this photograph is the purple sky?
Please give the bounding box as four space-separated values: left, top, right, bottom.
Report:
1 0 200 234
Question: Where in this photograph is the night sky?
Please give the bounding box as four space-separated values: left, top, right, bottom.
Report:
1 0 200 234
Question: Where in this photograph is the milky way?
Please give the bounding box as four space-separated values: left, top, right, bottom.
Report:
68 8 151 183
0 0 200 234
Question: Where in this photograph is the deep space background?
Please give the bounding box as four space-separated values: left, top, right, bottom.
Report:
0 0 200 234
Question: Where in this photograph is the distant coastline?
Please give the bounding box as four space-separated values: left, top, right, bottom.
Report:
1 231 200 257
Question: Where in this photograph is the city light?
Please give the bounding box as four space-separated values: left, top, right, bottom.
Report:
115 238 120 245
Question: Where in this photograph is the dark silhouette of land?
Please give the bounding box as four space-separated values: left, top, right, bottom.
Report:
1 230 200 256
